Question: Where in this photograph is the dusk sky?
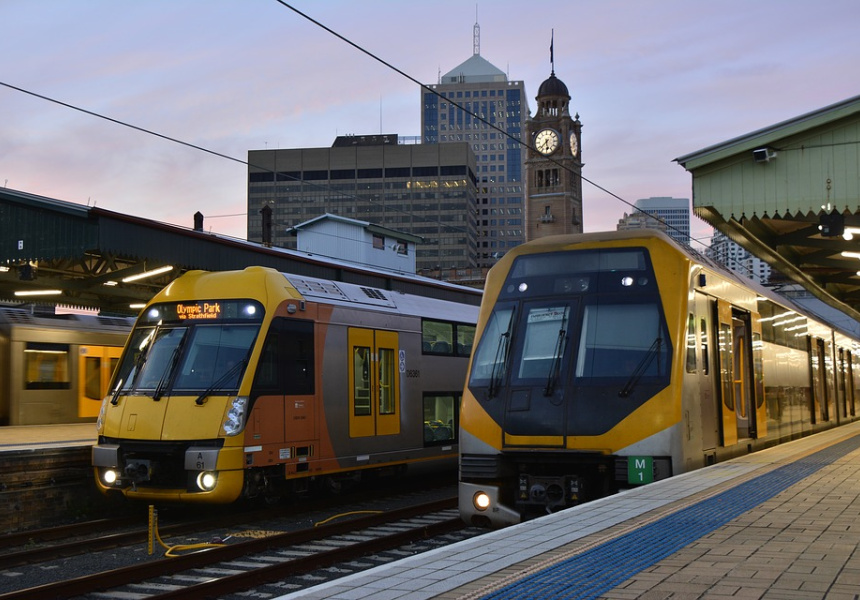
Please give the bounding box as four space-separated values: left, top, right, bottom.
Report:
2 1 859 251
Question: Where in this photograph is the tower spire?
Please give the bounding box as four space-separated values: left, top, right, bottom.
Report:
473 6 480 55
550 29 555 75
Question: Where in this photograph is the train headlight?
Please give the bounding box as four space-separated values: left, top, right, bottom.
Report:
222 396 248 436
196 471 218 491
473 491 491 511
102 469 119 485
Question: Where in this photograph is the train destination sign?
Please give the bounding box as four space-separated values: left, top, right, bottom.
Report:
176 302 222 321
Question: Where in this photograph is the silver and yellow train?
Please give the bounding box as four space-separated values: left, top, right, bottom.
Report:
0 307 133 425
460 230 860 527
93 267 478 503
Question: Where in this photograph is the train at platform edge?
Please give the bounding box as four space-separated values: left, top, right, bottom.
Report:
460 230 860 527
93 266 478 503
0 308 133 426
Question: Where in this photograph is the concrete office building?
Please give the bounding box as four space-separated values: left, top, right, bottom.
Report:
632 197 691 245
421 20 529 267
247 134 478 273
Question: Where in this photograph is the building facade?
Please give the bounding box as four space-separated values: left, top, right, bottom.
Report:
421 21 529 266
631 197 691 245
707 230 772 284
247 135 478 273
288 214 423 274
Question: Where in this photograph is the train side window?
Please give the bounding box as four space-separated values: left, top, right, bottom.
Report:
378 347 395 415
84 356 102 399
422 320 454 355
457 324 475 357
423 393 458 445
25 342 71 390
423 319 476 357
700 318 709 375
685 313 697 373
353 346 372 415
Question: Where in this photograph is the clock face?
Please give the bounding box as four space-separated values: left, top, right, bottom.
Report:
570 132 579 156
535 128 560 155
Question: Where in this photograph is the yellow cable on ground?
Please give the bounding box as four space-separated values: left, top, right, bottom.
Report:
314 510 383 527
149 505 227 557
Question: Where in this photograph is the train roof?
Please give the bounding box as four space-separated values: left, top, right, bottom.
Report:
505 230 860 342
0 306 134 333
283 273 479 324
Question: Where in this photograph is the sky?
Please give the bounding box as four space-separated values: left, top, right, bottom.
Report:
2 1 860 251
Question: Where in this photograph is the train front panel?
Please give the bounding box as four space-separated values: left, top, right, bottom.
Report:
93 268 277 503
460 233 690 527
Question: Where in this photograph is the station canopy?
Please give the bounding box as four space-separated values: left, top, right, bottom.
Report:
676 94 860 324
0 188 480 315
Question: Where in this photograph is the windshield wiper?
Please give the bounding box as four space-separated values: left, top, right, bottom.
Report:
112 329 156 404
543 313 568 397
153 332 188 401
195 352 251 405
487 330 511 399
618 337 662 398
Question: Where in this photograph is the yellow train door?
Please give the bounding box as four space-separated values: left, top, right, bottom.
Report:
348 328 400 438
78 345 123 418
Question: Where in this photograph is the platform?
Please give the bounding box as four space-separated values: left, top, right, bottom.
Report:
0 423 97 452
277 421 860 599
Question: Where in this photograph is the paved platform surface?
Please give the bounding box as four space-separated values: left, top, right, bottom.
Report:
276 422 860 600
0 423 96 451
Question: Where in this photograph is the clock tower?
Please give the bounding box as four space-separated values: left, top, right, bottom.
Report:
524 63 583 241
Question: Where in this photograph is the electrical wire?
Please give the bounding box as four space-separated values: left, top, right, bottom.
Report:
275 1 710 250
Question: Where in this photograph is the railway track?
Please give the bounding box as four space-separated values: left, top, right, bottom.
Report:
0 497 483 600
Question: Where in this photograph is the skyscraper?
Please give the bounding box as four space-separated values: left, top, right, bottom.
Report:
631 197 691 245
421 20 529 267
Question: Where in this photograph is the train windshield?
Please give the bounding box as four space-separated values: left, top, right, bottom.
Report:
112 300 263 398
469 247 671 396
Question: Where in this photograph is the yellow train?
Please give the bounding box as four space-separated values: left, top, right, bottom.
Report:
460 230 860 527
0 307 132 425
93 267 478 503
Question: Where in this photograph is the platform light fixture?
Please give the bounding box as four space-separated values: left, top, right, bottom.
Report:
842 227 860 241
122 265 174 283
14 289 62 297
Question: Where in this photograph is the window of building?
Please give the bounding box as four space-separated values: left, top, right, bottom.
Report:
373 234 384 250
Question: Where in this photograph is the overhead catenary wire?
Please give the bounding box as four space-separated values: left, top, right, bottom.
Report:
274 1 711 251
2 5 712 254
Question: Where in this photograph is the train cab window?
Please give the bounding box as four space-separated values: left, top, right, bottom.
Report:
576 301 669 381
515 305 570 381
423 393 458 445
24 342 70 390
252 318 314 396
468 305 515 386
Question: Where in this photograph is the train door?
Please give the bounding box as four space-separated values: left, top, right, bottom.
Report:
808 337 828 424
847 350 857 417
715 300 761 444
78 345 122 418
348 328 400 438
692 294 719 452
837 348 848 420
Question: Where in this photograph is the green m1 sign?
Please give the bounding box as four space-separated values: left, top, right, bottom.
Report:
628 456 654 484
